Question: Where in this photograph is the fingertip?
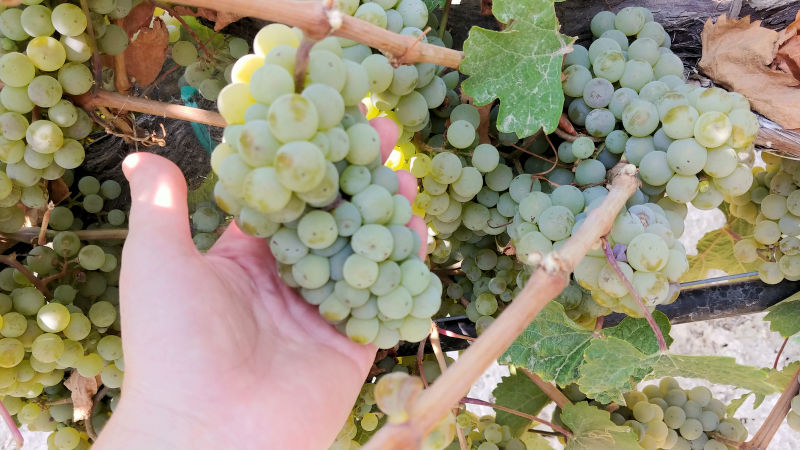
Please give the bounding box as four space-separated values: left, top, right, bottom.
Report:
408 216 428 260
396 170 418 203
370 117 400 163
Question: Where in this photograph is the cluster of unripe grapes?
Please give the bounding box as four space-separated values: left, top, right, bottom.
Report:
0 0 130 234
0 174 126 449
564 7 759 210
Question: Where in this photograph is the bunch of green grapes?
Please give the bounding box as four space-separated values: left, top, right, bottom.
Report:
159 10 250 101
788 379 800 432
212 23 442 349
564 8 759 210
616 378 748 450
0 229 124 448
0 1 125 233
729 153 800 284
453 409 531 450
48 174 127 233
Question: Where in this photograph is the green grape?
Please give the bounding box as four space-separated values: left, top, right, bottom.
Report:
31 333 64 363
1 312 26 338
171 40 198 66
591 11 617 37
0 9 28 41
609 88 639 120
622 100 659 137
592 50 625 82
666 138 706 176
583 77 614 108
88 301 116 328
585 108 616 137
588 37 622 64
61 33 93 63
703 145 737 178
54 427 81 450
58 62 93 95
639 151 673 186
714 164 753 197
694 111 732 148
678 418 703 440
12 286 45 316
96 335 122 361
0 52 35 88
574 159 606 186
76 353 103 377
628 37 660 65
62 313 91 341
562 64 592 97
36 303 70 333
1 85 34 113
20 4 54 38
26 36 66 72
728 109 759 148
346 123 380 165
572 137 595 159
615 6 646 35
49 100 79 128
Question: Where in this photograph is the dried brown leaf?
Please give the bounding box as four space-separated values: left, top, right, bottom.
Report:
47 178 70 205
195 7 243 31
65 371 99 422
123 1 155 38
124 18 169 87
776 35 800 80
699 15 800 129
172 5 198 17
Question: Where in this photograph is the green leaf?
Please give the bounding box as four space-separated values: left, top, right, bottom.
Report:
502 302 671 388
605 311 673 354
520 432 556 449
766 360 800 391
725 392 754 417
500 302 595 386
682 218 757 282
422 0 445 12
765 292 800 338
493 372 551 436
578 337 780 404
461 0 573 138
560 402 643 450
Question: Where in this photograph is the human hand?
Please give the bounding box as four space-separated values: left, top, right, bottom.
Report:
95 118 424 449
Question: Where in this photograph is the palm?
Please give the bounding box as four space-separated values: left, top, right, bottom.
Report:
121 225 374 449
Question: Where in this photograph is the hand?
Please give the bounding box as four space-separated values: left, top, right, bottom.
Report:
95 118 424 449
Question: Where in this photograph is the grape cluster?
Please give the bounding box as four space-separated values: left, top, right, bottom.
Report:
564 8 759 210
788 378 800 432
0 178 126 449
454 410 528 450
619 378 748 450
159 9 251 101
729 153 800 284
212 23 442 348
189 202 226 252
0 1 130 233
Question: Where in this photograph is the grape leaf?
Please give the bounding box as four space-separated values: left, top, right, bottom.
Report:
764 292 800 338
520 432 556 449
423 0 445 12
500 302 595 386
559 402 643 450
125 18 170 87
605 311 673 354
493 372 551 436
578 337 779 404
461 0 573 138
682 218 757 282
501 302 670 387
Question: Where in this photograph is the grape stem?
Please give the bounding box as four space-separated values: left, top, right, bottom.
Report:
438 0 452 39
363 163 639 449
459 397 573 439
417 337 429 388
170 0 463 68
38 202 54 246
773 337 789 369
79 0 103 95
599 236 668 352
740 362 800 449
0 227 129 244
519 367 571 409
293 38 315 94
0 253 52 298
707 432 744 449
436 327 475 342
86 386 110 441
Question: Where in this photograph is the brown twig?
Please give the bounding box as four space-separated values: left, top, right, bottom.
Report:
708 432 744 449
600 236 667 352
429 324 467 450
519 367 571 409
741 364 800 449
112 20 132 94
1 227 129 244
0 254 52 298
38 202 54 246
73 89 226 127
363 164 639 449
554 128 578 142
170 0 463 67
773 337 790 370
460 397 573 438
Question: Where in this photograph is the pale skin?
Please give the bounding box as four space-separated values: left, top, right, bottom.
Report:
95 118 426 449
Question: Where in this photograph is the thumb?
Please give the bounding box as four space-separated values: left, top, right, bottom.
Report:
122 152 195 257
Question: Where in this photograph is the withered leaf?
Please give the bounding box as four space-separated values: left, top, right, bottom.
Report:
123 1 155 38
64 371 99 422
699 15 800 129
195 7 244 31
124 18 169 87
47 178 70 205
